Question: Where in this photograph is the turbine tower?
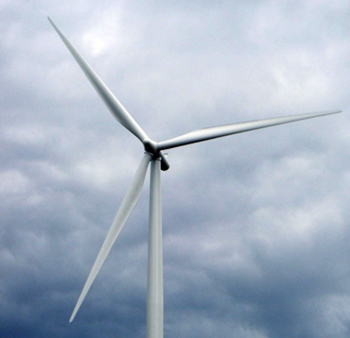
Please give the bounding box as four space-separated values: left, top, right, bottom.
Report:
48 18 341 338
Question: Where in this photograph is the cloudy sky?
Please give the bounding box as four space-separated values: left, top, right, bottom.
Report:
1 1 350 337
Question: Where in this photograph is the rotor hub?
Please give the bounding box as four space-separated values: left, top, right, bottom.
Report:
143 139 170 171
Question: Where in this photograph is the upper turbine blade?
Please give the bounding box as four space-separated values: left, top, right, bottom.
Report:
69 153 152 323
48 17 149 144
157 110 342 150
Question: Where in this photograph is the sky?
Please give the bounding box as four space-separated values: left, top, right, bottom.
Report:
1 1 350 337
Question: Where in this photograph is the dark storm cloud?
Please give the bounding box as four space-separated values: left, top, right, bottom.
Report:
1 1 350 337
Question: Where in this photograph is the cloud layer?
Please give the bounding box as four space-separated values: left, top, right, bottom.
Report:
1 1 350 337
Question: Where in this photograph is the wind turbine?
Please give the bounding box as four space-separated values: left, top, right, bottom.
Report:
48 17 341 338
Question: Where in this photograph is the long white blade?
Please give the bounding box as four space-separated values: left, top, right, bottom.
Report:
157 110 341 151
48 17 149 143
69 153 152 323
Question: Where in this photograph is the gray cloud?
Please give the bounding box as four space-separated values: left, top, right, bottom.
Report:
1 1 350 337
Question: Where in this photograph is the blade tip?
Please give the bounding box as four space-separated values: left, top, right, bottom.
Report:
47 16 56 29
69 313 76 323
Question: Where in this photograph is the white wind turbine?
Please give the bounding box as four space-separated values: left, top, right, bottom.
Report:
48 18 341 338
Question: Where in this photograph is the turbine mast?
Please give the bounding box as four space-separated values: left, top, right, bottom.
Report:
147 158 164 338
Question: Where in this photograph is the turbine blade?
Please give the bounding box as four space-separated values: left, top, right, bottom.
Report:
48 17 149 143
157 110 342 150
69 153 152 323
